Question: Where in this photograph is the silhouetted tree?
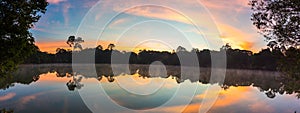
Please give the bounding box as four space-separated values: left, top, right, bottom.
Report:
278 47 300 80
66 36 75 47
220 43 232 51
23 44 288 71
96 45 103 50
176 46 187 52
250 0 300 79
55 48 72 63
250 0 300 48
1 108 14 113
0 0 48 75
66 36 84 51
191 48 200 53
107 43 115 50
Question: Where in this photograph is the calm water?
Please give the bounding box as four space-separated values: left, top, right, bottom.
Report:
1 64 300 113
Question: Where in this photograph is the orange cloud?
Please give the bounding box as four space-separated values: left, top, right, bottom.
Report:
195 86 274 113
217 23 255 50
240 42 254 50
182 103 201 113
195 86 253 108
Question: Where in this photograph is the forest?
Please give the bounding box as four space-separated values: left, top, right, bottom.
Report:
24 43 299 72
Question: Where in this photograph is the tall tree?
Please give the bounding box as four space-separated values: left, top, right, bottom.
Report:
250 0 300 79
249 0 300 49
176 46 187 52
107 43 115 50
66 36 84 51
96 45 103 50
0 0 48 75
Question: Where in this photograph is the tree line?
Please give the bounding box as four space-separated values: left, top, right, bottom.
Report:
24 43 297 71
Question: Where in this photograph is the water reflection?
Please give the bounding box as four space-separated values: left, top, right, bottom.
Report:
1 64 299 99
0 64 300 113
66 73 83 91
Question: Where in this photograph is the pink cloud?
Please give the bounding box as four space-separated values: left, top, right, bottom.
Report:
63 3 71 26
0 93 16 101
47 0 66 4
83 0 98 8
109 18 131 28
199 0 249 13
20 95 36 104
249 102 274 113
121 6 191 24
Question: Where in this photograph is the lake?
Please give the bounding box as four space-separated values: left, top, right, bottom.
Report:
0 64 300 113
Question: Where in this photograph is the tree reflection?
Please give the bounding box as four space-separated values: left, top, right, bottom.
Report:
265 90 276 98
106 76 115 82
2 64 300 99
1 108 14 113
66 73 83 91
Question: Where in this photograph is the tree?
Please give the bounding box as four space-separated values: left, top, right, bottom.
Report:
278 47 300 80
176 46 187 52
66 36 84 51
96 45 103 50
66 36 76 47
250 0 300 79
220 43 232 51
191 48 200 53
107 43 115 50
249 0 300 49
0 0 48 75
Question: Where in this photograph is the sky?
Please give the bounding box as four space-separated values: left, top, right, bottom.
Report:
31 0 267 53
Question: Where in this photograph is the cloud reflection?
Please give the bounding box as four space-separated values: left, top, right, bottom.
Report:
0 93 16 101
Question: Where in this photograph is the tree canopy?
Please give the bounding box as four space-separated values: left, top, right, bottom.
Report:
66 36 84 50
0 0 48 75
249 0 300 49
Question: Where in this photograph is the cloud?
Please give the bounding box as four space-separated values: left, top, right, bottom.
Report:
0 93 16 101
100 0 260 51
249 102 274 113
62 3 71 26
20 95 36 104
47 0 66 4
121 6 191 25
195 87 253 108
83 0 99 8
36 0 266 53
109 18 131 28
239 42 254 50
217 23 255 50
200 0 249 13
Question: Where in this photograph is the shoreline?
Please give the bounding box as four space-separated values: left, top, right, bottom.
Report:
18 63 281 74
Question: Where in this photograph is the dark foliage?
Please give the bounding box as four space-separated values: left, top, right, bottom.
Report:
24 44 285 71
0 0 48 75
250 0 300 80
250 0 300 48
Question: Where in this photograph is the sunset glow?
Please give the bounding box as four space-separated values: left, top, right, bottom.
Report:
31 0 267 53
